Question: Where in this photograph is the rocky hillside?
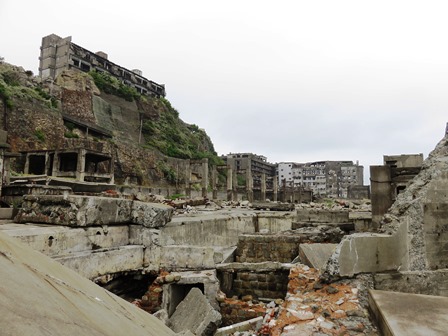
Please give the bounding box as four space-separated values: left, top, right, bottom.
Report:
0 61 221 186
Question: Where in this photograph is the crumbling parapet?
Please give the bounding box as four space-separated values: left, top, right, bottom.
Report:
15 195 173 228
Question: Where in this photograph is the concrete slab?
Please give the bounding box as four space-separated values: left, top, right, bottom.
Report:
0 231 175 336
369 289 448 336
167 287 221 336
299 243 337 270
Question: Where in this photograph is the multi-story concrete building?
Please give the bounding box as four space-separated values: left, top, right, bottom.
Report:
39 34 166 97
278 160 364 198
223 153 276 177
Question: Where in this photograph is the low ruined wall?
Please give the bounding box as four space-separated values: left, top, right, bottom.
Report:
256 213 294 233
161 214 256 247
236 234 305 263
220 301 265 327
296 209 349 223
217 262 291 301
232 270 288 299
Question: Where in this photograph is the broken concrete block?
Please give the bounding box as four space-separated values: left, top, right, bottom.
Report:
167 287 221 336
299 243 337 271
131 201 174 228
15 195 173 228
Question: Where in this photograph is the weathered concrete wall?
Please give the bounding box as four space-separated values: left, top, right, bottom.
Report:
161 214 256 247
55 245 144 279
256 212 294 232
144 245 216 271
370 165 393 227
374 270 448 297
3 224 129 257
296 209 349 223
16 195 173 228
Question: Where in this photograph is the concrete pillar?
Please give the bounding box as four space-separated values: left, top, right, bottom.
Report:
52 151 60 177
370 165 393 229
108 155 115 184
232 169 238 201
273 177 278 202
185 161 191 198
261 173 266 201
246 169 253 203
201 158 208 198
76 149 86 182
24 153 30 175
226 166 233 201
44 152 51 176
212 166 218 200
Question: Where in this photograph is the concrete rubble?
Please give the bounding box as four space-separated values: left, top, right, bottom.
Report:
167 287 222 336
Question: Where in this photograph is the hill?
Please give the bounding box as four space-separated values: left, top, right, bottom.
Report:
0 60 221 187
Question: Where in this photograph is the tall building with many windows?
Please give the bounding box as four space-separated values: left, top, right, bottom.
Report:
277 160 363 198
39 34 166 97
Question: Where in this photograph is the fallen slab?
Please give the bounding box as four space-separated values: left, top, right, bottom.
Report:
299 243 337 270
0 231 175 336
369 289 448 336
167 287 222 336
15 195 173 228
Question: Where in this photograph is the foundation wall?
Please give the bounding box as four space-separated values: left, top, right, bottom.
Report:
236 234 305 263
232 270 288 299
220 302 265 327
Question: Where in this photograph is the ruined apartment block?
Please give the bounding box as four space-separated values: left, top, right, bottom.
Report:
370 153 423 226
278 160 364 198
39 34 166 97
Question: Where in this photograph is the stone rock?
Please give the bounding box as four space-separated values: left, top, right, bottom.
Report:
167 288 221 336
164 274 176 283
326 286 339 294
242 295 253 302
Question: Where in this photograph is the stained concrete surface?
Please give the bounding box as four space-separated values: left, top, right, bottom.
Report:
369 289 448 336
0 231 175 336
299 243 337 270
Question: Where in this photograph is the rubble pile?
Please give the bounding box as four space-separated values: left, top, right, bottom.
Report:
257 264 377 336
297 199 371 213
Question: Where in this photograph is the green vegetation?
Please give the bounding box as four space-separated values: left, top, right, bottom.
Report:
142 97 223 165
0 65 58 109
89 70 141 102
34 129 45 142
156 161 178 184
64 131 79 138
168 193 186 200
0 82 13 108
237 174 246 187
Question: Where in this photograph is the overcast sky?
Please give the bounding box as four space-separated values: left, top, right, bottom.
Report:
1 0 447 184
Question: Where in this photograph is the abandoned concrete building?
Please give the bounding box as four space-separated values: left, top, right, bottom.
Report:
39 34 166 97
370 153 423 226
278 160 365 198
